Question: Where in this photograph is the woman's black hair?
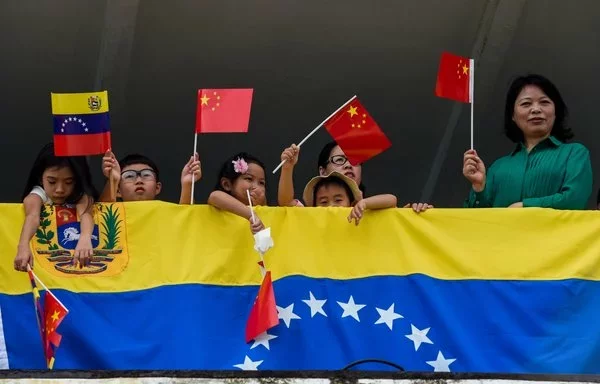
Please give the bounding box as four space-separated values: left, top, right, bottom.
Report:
22 143 99 205
312 177 354 207
213 152 266 192
504 74 573 143
317 141 366 196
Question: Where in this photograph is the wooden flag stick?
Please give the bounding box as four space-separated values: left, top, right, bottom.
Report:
271 95 357 174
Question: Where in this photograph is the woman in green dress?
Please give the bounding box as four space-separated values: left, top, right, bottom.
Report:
463 74 592 210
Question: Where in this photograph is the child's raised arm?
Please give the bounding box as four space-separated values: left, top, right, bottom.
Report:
348 194 398 226
363 194 398 210
179 154 201 205
277 144 300 207
99 150 120 202
13 194 44 271
208 191 265 233
73 195 95 268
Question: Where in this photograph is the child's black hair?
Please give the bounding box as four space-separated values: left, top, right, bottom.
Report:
312 177 354 207
119 153 160 181
213 152 266 192
22 143 99 205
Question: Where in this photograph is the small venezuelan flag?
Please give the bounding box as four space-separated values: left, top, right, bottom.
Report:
51 91 111 156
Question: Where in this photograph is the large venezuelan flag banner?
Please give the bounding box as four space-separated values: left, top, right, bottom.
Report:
1 202 600 373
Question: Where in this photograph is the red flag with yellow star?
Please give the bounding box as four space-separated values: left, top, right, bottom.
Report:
245 271 279 343
435 52 473 103
323 97 391 166
43 290 68 369
195 89 253 133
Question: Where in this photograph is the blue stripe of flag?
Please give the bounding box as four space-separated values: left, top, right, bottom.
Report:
52 113 110 135
2 275 600 372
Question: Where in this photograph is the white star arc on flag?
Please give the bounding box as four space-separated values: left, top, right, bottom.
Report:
239 291 456 372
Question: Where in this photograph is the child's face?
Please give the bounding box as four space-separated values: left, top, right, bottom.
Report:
315 184 351 207
118 163 161 201
321 145 362 186
42 166 75 205
230 163 266 206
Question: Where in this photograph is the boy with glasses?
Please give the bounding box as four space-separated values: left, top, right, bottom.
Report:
99 151 200 203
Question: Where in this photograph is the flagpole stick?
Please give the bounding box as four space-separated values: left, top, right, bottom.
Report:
26 265 44 341
190 133 198 205
30 269 69 312
246 190 267 277
246 189 255 223
109 170 116 202
272 95 358 174
470 58 475 150
107 147 116 202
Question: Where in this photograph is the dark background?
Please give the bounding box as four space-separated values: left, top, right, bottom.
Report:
1 0 598 207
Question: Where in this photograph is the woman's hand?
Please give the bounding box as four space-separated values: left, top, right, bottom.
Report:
463 149 486 192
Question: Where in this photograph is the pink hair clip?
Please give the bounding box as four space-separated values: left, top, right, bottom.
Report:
232 157 249 174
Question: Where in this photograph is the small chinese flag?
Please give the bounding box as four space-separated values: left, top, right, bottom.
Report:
28 268 69 370
43 291 68 369
435 52 473 103
51 91 111 156
323 97 391 166
195 89 253 133
245 271 279 343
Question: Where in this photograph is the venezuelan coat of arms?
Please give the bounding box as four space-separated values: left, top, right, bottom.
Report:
30 203 128 276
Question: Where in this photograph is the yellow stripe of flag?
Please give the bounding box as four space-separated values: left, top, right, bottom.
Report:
50 91 109 115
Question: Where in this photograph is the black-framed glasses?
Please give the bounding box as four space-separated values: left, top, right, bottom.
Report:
328 155 349 166
121 169 156 182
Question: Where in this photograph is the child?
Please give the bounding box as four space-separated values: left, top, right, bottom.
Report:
207 152 267 234
302 171 396 225
99 151 201 203
14 143 99 271
278 143 432 213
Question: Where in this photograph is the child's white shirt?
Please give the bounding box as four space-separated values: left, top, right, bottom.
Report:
30 186 53 205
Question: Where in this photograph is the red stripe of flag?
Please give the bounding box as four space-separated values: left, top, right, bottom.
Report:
54 132 111 156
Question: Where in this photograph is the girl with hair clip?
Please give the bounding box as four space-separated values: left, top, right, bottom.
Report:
13 143 99 272
207 152 267 234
